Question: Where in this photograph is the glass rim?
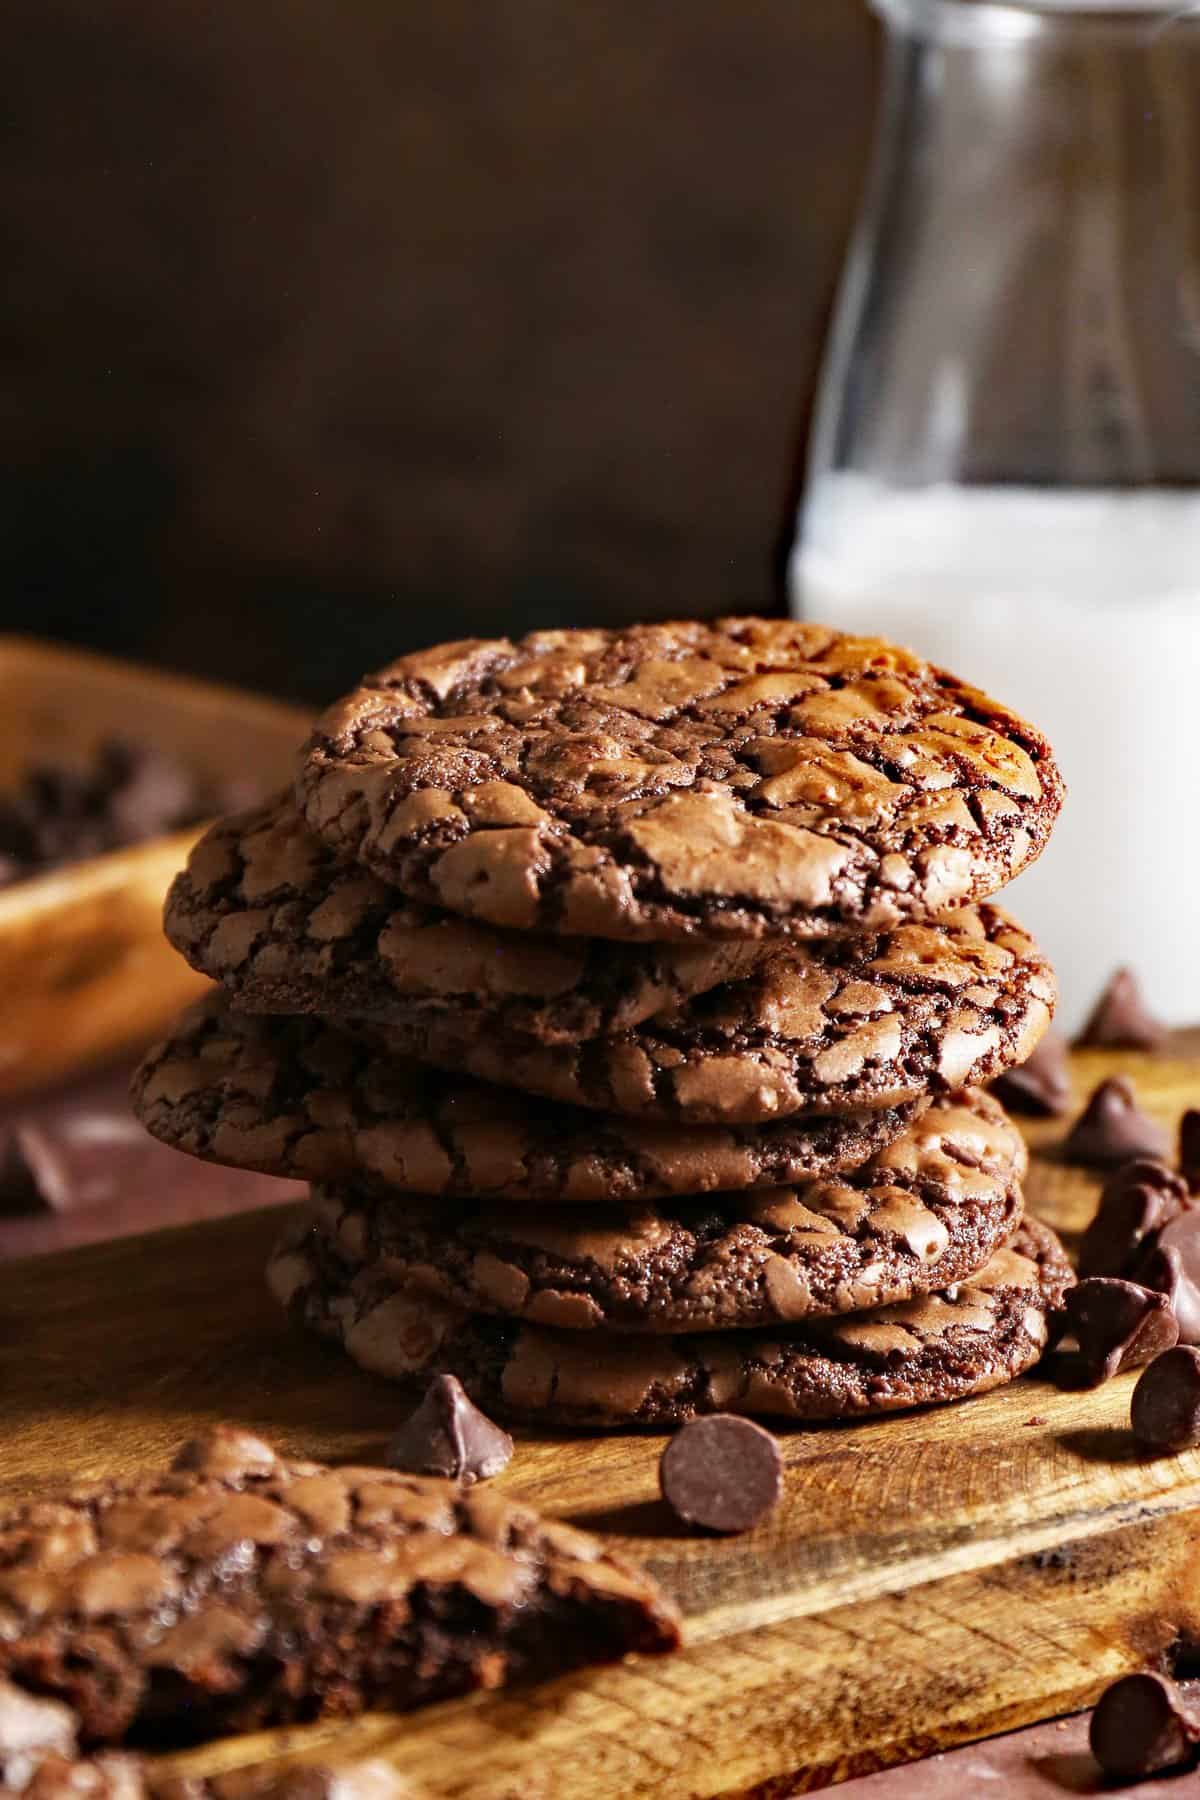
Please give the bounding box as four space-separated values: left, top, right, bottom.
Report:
871 0 1200 28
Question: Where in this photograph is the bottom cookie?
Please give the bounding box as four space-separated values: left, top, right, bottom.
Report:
269 1217 1073 1428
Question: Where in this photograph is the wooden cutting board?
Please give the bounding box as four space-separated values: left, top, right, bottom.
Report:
3 1039 1200 1798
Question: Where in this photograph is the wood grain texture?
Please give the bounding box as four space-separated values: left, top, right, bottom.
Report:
2 1038 1198 1795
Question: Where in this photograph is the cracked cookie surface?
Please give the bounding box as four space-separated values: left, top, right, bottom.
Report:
301 1090 1027 1332
132 995 926 1204
270 1220 1072 1426
370 904 1054 1124
0 1429 678 1748
165 793 766 1045
296 618 1063 943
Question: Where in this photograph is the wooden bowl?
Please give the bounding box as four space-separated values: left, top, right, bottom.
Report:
0 637 308 1098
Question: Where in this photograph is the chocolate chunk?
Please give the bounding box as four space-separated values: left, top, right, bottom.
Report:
1137 1213 1200 1343
1181 1110 1200 1194
1078 1159 1190 1279
1060 1279 1179 1387
1131 1346 1200 1451
1137 1248 1195 1346
991 1029 1071 1118
0 737 259 890
386 1374 513 1483
1063 1077 1170 1170
172 1424 278 1479
0 1127 58 1214
0 1114 147 1216
1089 1671 1200 1781
1075 968 1168 1052
659 1416 783 1533
1074 1161 1200 1352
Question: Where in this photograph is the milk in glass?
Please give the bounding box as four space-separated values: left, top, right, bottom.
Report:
792 478 1200 1032
790 0 1200 1028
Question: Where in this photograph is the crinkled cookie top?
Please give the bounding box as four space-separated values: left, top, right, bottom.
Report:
297 618 1063 943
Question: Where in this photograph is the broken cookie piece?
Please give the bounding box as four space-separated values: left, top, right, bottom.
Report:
0 1428 678 1750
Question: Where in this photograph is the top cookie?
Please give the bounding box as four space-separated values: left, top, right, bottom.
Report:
297 618 1063 942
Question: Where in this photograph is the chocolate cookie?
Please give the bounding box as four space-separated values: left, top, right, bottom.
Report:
165 794 765 1045
302 1090 1027 1332
132 995 927 1204
296 619 1063 943
271 1220 1072 1426
370 906 1054 1125
0 1427 678 1748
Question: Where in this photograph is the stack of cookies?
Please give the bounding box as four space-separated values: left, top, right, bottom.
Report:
134 618 1075 1430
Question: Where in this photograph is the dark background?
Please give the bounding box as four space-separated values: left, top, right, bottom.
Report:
1 1 877 702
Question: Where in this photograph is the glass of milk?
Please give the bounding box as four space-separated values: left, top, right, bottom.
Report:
790 0 1200 1032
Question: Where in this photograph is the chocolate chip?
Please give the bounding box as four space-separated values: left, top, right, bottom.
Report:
0 1115 144 1216
1181 1110 1200 1195
1063 1077 1170 1171
1137 1213 1200 1343
0 1123 106 1215
0 1128 59 1214
1090 1671 1200 1781
991 1030 1071 1118
1060 1279 1179 1388
1131 1346 1200 1451
659 1415 782 1534
0 737 259 889
386 1374 513 1484
1078 1159 1190 1278
1075 967 1168 1052
172 1426 278 1479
